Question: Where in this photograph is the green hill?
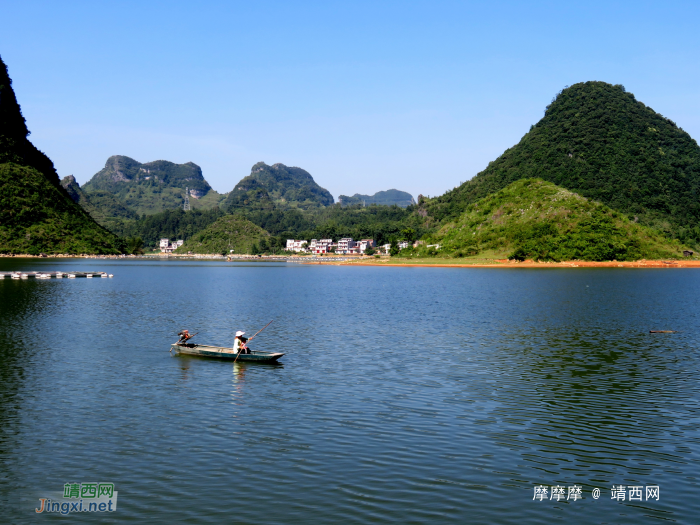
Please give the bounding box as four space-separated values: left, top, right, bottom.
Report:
338 189 415 207
424 82 700 243
82 155 225 215
176 215 270 254
427 178 684 261
0 56 122 255
222 162 334 211
61 175 138 224
112 207 226 251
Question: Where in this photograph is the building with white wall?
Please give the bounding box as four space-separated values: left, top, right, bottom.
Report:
336 238 356 254
286 240 309 253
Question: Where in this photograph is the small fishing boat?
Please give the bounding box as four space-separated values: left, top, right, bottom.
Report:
170 342 284 363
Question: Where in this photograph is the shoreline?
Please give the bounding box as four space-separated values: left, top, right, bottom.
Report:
2 253 699 268
337 258 700 268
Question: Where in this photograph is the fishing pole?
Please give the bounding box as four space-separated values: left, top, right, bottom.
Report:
234 320 273 363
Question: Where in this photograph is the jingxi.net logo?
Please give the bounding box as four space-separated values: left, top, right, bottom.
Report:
35 482 118 515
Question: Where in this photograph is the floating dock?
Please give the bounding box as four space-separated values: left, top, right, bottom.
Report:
0 271 113 280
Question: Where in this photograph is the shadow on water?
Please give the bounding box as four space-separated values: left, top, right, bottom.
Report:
0 280 60 498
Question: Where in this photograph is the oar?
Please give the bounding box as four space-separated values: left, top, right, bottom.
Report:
234 320 273 363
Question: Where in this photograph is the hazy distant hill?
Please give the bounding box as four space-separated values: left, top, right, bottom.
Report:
0 56 122 254
429 178 684 261
424 81 700 242
82 155 224 215
223 162 334 211
338 189 414 207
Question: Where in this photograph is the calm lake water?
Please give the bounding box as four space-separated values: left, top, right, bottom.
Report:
1 259 699 524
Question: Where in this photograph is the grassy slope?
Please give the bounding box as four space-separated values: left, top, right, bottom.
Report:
427 178 684 261
176 215 270 254
424 82 700 241
0 163 122 254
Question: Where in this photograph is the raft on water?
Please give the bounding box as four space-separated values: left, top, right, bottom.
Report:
170 343 284 363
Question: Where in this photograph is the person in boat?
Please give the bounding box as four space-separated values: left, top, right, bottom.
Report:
233 331 250 354
177 330 193 345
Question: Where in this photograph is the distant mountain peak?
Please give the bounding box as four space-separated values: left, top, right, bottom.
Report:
224 162 334 210
338 189 414 208
425 80 700 238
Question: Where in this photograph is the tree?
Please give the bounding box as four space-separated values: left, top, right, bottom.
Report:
401 228 416 242
365 246 376 256
389 239 399 256
127 237 144 255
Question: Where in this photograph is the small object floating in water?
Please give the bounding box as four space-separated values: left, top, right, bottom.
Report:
650 330 677 333
170 343 284 363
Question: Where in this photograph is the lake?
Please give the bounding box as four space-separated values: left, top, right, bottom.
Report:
1 258 698 523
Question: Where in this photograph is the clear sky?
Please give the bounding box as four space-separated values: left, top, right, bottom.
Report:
1 1 699 200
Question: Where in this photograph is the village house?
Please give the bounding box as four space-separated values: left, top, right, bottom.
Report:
286 239 309 253
160 238 184 253
357 239 376 253
310 239 334 254
336 238 356 255
398 241 409 250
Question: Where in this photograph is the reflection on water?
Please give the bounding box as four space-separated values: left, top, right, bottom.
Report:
0 260 698 523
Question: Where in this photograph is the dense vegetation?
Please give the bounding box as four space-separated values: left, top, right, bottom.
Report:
176 215 270 255
81 155 225 215
222 162 334 210
111 207 227 249
0 56 123 254
425 82 700 244
61 175 138 225
114 201 426 252
0 164 123 254
338 189 415 207
423 179 684 261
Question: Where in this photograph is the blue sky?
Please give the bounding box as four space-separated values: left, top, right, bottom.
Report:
1 1 699 200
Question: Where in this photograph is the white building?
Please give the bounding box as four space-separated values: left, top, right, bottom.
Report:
310 238 335 254
160 238 170 252
357 239 376 253
381 243 391 254
336 238 356 254
286 239 309 253
174 240 184 248
398 241 409 250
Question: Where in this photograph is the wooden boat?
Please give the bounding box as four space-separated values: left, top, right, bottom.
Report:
170 343 284 362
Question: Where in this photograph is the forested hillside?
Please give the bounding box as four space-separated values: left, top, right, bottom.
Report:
176 215 270 255
426 178 684 261
82 155 225 215
425 82 700 243
0 56 122 254
222 162 334 210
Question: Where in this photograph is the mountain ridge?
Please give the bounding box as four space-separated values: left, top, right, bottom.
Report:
339 189 414 208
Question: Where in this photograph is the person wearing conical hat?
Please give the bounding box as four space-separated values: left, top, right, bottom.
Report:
233 331 250 354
